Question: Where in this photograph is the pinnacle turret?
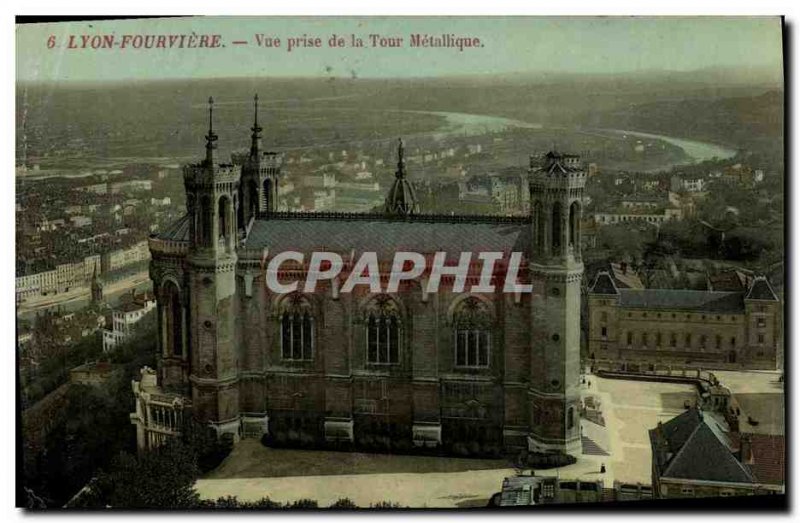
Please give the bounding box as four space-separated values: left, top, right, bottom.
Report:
396 138 406 178
250 93 263 157
204 96 218 166
385 138 419 216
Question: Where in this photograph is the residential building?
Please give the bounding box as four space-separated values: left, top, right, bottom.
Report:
102 292 156 352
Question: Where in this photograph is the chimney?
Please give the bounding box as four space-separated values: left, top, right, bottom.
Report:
620 261 627 274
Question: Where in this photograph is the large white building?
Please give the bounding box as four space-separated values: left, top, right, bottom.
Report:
102 292 156 352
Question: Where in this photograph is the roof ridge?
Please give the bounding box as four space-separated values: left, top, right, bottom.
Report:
589 270 619 295
619 288 743 296
745 276 779 301
664 418 755 483
662 419 702 477
260 211 531 225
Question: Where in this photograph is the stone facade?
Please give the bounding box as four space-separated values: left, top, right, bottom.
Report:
133 97 585 457
587 271 781 370
130 367 187 451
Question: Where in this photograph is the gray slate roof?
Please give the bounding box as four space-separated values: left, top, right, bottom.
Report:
618 289 745 313
650 408 754 484
156 214 191 242
657 408 703 454
242 214 530 257
589 271 619 295
746 277 779 301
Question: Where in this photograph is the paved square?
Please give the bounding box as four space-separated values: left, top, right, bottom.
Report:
194 370 783 507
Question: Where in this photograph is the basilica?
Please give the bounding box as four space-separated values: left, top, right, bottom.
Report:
131 96 586 458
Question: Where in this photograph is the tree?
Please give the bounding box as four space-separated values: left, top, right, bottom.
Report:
329 498 358 509
81 440 200 509
595 223 653 262
287 499 319 509
23 317 158 507
180 419 234 473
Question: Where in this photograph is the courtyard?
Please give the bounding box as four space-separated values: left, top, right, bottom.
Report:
194 370 783 507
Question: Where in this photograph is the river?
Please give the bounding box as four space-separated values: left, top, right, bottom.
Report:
403 110 737 170
595 128 737 166
17 108 736 180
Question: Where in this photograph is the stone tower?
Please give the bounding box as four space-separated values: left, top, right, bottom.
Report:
743 276 781 368
528 151 585 456
183 97 242 438
236 94 282 229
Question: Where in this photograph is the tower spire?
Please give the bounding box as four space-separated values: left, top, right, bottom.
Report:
396 138 406 178
250 93 263 157
253 93 260 130
205 96 218 165
385 137 418 216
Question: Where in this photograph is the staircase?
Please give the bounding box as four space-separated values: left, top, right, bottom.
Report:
581 435 609 456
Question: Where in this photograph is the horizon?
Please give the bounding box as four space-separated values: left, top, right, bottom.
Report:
14 65 786 88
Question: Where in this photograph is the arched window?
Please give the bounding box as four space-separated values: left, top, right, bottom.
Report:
567 406 574 430
366 296 401 365
453 297 492 368
569 201 580 247
552 202 562 252
218 196 230 242
163 281 182 357
199 196 212 246
263 178 272 213
237 184 245 230
249 180 259 217
533 201 544 250
280 294 314 361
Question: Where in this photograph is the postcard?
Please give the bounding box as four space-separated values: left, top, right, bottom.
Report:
15 15 785 510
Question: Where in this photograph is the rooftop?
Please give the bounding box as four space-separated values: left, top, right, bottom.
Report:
732 433 785 486
708 269 752 292
242 213 531 257
745 277 779 301
156 213 191 242
618 289 745 313
589 271 619 295
650 408 754 484
537 151 583 175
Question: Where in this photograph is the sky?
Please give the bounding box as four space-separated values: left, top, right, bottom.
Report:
16 16 784 83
